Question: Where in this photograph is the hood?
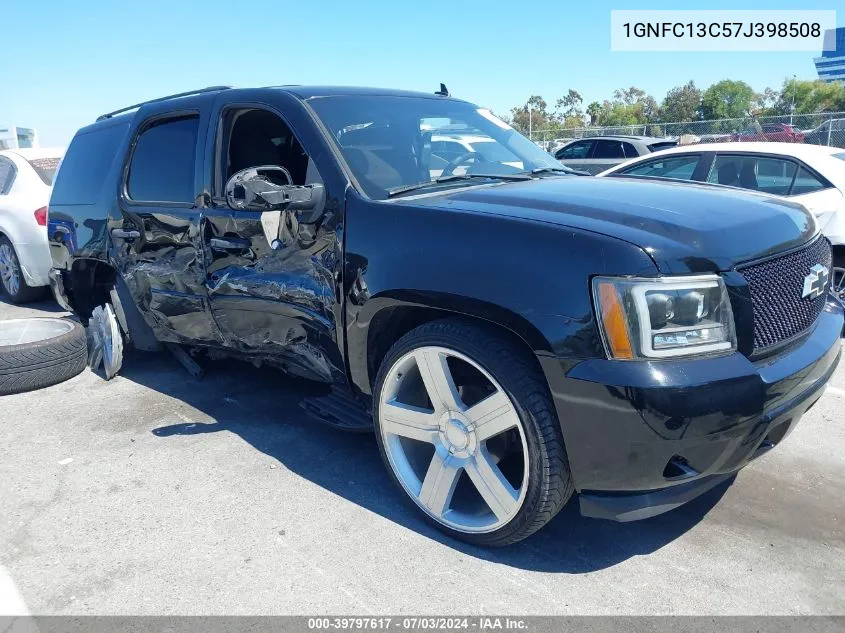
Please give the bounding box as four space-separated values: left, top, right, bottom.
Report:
403 177 817 273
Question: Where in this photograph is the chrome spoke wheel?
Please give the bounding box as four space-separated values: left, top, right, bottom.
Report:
0 243 21 297
833 267 845 304
378 346 529 533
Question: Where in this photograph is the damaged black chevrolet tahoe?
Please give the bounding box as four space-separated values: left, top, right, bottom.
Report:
47 85 843 546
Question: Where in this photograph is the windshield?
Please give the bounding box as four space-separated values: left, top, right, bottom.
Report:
309 95 566 199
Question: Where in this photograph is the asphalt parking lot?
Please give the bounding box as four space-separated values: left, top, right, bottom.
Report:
1 297 844 616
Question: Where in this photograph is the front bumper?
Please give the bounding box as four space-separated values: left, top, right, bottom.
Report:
542 299 843 522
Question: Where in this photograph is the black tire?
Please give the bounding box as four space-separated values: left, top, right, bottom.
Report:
373 318 574 547
834 252 845 337
0 318 87 396
0 236 46 304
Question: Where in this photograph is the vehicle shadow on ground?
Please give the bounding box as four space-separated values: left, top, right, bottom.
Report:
0 295 67 315
126 351 729 574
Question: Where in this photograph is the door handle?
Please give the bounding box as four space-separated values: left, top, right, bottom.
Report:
209 237 251 253
111 228 141 240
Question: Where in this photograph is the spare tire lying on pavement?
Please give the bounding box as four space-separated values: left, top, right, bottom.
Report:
0 318 87 396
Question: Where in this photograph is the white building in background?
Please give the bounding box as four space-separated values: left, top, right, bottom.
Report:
0 126 39 150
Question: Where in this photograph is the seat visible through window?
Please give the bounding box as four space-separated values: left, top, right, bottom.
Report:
739 162 758 190
716 161 739 187
226 109 309 186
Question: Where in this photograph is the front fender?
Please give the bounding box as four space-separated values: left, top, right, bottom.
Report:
343 191 657 393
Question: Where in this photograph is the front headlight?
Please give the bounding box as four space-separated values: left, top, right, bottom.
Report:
592 275 736 360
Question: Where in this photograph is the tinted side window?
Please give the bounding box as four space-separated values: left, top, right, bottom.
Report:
619 155 700 180
127 116 199 203
0 157 15 194
621 142 637 158
557 141 593 159
790 166 828 195
708 155 797 195
593 140 626 159
51 122 129 205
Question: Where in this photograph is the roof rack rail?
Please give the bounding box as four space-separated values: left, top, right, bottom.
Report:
96 85 232 121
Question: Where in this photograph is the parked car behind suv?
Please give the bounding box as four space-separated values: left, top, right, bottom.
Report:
554 135 677 174
803 118 845 147
47 86 842 546
596 143 845 273
732 123 804 143
0 147 64 302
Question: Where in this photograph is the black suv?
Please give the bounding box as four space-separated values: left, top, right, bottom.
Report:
47 86 843 546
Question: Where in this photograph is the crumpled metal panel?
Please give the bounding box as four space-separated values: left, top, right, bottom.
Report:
114 209 222 346
202 206 344 383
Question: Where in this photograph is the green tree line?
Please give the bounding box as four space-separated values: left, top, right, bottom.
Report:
507 78 845 137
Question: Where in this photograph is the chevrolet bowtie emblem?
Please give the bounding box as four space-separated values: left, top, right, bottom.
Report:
802 264 830 300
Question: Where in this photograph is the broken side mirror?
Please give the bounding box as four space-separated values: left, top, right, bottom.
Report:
225 165 326 224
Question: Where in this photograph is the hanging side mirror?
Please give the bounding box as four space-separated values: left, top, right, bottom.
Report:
225 165 326 224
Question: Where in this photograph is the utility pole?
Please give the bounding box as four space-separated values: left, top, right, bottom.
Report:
528 104 533 141
790 74 797 126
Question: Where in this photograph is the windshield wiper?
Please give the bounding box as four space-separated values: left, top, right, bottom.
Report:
531 166 587 176
387 173 531 198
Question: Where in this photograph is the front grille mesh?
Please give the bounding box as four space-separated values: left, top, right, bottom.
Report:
739 237 832 350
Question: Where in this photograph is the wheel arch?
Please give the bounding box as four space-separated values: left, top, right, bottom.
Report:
63 257 117 321
350 291 554 397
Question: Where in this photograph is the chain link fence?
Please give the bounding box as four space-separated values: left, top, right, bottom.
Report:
530 112 845 151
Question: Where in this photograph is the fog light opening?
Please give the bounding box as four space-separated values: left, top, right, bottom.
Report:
663 455 699 481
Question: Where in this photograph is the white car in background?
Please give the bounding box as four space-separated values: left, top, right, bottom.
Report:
429 133 523 177
596 142 845 301
0 148 64 303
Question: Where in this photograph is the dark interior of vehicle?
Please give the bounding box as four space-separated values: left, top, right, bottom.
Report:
716 160 758 190
225 109 310 186
739 162 758 189
716 161 740 187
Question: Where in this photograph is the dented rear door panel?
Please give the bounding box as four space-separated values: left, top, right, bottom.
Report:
113 106 221 346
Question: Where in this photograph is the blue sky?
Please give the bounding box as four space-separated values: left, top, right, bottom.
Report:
1 0 841 146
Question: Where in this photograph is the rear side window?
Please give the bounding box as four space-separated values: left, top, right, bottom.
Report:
51 122 129 204
708 155 798 195
621 142 637 158
127 116 198 203
593 140 626 159
790 165 828 195
27 157 62 186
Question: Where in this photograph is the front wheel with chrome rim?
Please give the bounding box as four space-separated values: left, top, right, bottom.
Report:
373 319 574 546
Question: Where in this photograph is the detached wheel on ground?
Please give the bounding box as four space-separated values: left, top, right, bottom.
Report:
373 319 574 547
0 236 44 304
0 318 87 396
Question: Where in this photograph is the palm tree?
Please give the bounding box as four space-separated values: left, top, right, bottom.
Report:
586 102 602 126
